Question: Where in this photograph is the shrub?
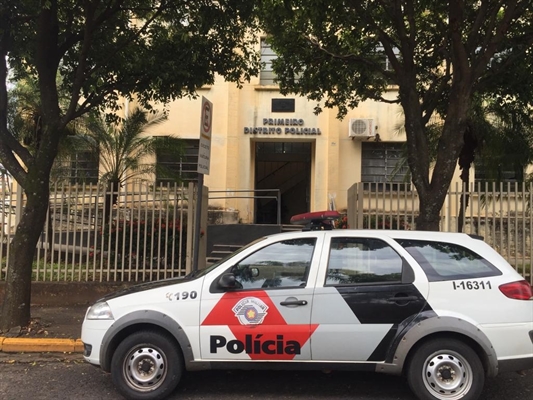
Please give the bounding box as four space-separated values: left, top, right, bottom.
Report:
334 215 348 229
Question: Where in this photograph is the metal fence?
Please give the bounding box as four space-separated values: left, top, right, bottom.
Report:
348 182 533 283
0 181 196 282
1 179 532 283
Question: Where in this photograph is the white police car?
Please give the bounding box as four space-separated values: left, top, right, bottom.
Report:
81 229 533 400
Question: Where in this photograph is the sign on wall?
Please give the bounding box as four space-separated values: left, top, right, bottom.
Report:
244 117 321 135
198 96 213 175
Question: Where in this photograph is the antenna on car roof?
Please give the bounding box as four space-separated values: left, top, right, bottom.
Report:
290 210 341 231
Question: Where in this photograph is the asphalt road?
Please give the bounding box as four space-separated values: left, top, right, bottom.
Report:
0 354 531 400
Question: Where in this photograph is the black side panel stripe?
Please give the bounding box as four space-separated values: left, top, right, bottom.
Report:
332 284 435 362
334 283 433 324
367 326 398 361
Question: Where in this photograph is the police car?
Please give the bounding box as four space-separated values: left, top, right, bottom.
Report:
81 229 533 400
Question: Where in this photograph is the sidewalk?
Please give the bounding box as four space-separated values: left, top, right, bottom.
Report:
0 305 88 353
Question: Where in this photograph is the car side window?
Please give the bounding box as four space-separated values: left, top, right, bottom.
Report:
231 238 316 290
326 237 403 285
396 239 502 281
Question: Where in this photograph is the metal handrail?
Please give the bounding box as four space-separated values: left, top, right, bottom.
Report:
208 189 281 225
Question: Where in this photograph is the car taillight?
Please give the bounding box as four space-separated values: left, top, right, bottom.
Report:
499 280 533 300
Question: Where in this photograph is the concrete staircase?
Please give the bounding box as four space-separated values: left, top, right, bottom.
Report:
206 243 244 265
205 223 305 266
281 224 304 232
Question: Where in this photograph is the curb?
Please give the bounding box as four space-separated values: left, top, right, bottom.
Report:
0 337 83 353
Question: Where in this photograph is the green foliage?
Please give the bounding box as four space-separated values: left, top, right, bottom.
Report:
69 107 184 186
7 1 260 117
473 99 533 183
258 1 533 121
257 1 533 230
1 1 260 186
0 0 260 329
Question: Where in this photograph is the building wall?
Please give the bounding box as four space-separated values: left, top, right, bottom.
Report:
145 75 461 224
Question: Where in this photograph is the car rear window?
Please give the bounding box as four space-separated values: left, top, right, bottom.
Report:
395 239 502 281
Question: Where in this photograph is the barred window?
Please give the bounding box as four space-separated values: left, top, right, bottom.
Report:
361 142 410 190
156 139 199 185
69 151 99 185
260 38 277 85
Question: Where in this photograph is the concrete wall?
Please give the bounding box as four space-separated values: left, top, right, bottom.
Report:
0 282 136 306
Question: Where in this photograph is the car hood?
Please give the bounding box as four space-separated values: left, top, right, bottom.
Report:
98 275 198 302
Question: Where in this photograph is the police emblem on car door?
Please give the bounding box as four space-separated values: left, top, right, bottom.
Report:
200 237 321 361
311 235 430 362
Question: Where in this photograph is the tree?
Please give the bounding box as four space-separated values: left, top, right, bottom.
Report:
77 107 184 220
257 0 533 231
456 97 533 231
394 93 533 232
83 107 182 186
0 0 259 331
418 96 533 232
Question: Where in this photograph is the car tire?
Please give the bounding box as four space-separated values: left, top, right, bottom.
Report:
406 338 485 400
111 330 183 400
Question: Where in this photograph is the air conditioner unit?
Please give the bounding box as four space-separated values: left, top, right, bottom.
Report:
349 119 375 139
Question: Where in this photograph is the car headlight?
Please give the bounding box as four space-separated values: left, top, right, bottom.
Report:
86 301 115 320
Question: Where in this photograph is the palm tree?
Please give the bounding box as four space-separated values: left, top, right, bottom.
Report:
8 73 81 149
7 77 42 147
75 107 185 220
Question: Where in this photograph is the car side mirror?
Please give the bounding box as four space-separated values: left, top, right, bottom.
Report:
218 273 237 289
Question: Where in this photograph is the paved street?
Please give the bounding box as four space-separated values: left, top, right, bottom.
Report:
0 354 532 400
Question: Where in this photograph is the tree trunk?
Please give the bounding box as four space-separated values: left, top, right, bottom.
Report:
400 76 472 231
458 183 469 233
0 2 62 331
0 124 57 331
0 183 49 331
457 127 477 233
416 190 448 231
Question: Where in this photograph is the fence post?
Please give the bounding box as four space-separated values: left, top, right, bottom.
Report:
185 182 195 274
15 181 23 228
197 185 208 271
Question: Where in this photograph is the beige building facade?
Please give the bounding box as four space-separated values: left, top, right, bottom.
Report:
148 73 423 224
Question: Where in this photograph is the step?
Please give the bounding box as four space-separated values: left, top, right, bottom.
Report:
281 224 304 232
212 244 244 251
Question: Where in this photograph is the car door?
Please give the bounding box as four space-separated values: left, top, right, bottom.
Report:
200 234 324 361
310 233 430 362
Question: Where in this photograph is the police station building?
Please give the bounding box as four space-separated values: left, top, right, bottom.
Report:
145 46 411 226
123 36 422 226
148 78 410 225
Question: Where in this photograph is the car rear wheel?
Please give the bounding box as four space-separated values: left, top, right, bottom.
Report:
111 330 183 400
406 338 485 400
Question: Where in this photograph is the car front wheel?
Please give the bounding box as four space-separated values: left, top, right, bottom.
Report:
406 338 485 400
111 330 183 400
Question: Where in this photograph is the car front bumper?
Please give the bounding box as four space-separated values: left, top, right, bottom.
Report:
81 319 114 366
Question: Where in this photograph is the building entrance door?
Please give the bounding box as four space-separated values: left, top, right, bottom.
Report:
254 142 311 224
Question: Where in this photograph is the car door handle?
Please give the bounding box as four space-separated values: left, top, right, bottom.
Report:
387 295 419 302
280 299 308 307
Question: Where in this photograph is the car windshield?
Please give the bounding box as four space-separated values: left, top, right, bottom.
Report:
185 237 267 279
